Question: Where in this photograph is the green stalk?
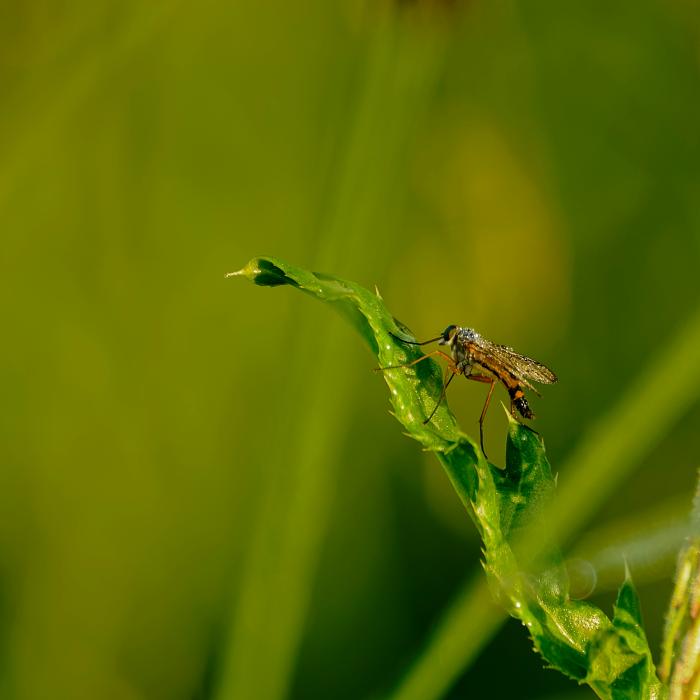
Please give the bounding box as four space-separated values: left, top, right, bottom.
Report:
390 305 700 700
235 256 666 700
216 13 446 700
661 471 700 698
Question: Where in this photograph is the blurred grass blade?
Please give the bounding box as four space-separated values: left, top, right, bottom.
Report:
388 573 502 700
235 256 664 699
217 15 447 700
0 1 183 210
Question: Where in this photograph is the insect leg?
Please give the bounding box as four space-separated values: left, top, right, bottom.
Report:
422 369 457 425
466 374 496 457
374 349 455 371
466 374 493 384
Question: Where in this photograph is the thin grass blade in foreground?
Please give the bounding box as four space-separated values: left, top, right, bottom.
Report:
233 256 666 699
661 470 700 698
218 18 447 700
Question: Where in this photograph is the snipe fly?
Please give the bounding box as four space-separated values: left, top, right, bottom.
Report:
378 326 558 456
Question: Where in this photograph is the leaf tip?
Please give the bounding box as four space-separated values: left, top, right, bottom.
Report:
623 557 632 582
502 403 519 425
226 258 262 281
227 257 295 287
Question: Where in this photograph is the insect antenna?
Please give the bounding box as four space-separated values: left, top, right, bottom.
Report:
389 331 442 346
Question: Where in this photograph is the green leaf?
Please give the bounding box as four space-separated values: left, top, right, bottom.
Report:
234 256 666 699
586 573 663 700
496 415 558 542
616 567 644 628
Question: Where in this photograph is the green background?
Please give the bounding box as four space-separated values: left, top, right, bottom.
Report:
1 1 699 699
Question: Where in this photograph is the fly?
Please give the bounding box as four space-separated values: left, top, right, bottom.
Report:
377 326 558 457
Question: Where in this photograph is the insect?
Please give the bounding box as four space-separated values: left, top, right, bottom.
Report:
378 325 558 456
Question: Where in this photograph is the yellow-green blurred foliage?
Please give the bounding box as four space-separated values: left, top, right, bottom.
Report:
1 1 699 699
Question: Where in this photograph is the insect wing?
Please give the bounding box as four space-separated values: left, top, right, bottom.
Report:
473 336 558 385
493 344 558 384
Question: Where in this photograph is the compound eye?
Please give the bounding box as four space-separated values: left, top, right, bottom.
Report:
442 324 457 342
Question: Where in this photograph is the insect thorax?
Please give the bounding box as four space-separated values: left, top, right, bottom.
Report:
458 327 480 342
451 327 479 370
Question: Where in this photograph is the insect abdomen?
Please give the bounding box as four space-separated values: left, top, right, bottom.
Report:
509 386 534 419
